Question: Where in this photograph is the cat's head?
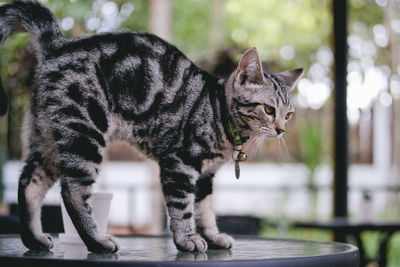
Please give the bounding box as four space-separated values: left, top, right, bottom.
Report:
225 48 303 139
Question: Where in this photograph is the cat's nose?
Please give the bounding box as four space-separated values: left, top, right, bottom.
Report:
276 128 285 135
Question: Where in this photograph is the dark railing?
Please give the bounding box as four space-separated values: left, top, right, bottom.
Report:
333 0 349 237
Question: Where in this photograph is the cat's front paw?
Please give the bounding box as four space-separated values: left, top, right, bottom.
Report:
204 232 234 249
174 234 208 252
21 233 54 251
86 235 120 253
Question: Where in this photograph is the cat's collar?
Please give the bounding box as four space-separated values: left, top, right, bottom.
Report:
228 120 247 146
228 120 248 179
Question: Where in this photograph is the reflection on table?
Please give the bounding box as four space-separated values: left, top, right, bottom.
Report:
0 234 359 267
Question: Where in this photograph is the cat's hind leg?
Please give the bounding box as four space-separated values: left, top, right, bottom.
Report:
60 174 119 253
18 151 57 251
57 133 119 253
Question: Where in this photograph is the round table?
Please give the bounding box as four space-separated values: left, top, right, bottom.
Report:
0 234 359 267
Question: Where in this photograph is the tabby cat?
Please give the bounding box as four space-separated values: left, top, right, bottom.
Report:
0 1 302 253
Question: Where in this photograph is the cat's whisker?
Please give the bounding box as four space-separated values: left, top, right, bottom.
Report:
244 135 256 147
249 136 258 157
248 135 262 157
260 135 266 156
257 134 264 152
242 136 255 156
277 138 282 161
247 136 259 157
280 137 291 159
253 134 264 157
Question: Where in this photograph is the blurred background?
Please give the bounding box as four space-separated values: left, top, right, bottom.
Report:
0 0 400 265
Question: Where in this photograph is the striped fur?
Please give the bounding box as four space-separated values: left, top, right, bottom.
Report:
0 1 302 253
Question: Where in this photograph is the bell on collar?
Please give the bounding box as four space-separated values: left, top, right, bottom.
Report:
237 152 247 161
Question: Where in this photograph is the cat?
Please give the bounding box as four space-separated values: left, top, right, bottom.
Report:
0 1 302 253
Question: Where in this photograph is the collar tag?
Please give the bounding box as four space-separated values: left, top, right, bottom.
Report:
228 121 247 179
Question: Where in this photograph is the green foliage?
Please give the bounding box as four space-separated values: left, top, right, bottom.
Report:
44 0 149 36
225 0 332 70
348 0 389 66
361 231 380 261
0 34 30 85
172 0 213 60
47 0 93 36
349 0 383 27
119 0 149 32
360 231 400 267
388 232 400 267
298 118 324 176
0 33 30 157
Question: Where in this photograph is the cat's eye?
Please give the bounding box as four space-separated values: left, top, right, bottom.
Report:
285 112 293 120
264 105 275 116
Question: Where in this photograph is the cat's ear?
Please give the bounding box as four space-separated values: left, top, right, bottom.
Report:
235 48 264 85
278 68 304 91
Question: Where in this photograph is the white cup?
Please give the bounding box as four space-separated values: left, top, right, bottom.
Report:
59 192 113 245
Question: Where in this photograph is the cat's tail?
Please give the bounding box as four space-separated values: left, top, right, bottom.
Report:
0 0 62 116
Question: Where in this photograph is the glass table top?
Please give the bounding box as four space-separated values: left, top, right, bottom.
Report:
0 234 359 266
